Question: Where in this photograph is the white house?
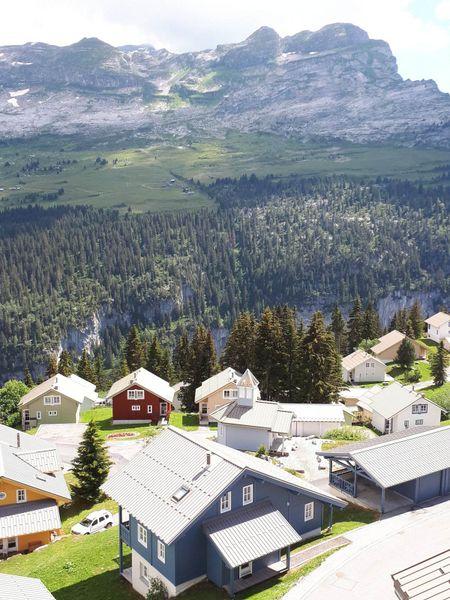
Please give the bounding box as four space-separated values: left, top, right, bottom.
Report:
368 382 443 434
425 312 450 344
282 403 346 437
341 349 387 383
210 370 293 452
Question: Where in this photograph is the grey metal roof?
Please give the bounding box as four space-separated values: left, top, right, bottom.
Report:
319 426 450 488
369 382 441 420
0 499 61 538
0 574 55 600
203 500 301 568
391 549 450 599
282 403 345 423
101 427 345 544
194 367 241 403
106 367 174 403
210 400 293 434
0 425 61 473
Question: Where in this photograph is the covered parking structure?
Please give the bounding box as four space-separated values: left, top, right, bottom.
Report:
317 426 450 513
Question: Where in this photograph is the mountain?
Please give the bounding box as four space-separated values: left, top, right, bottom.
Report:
1 23 450 146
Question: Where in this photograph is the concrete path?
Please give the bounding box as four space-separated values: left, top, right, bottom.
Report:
284 497 450 600
290 536 350 569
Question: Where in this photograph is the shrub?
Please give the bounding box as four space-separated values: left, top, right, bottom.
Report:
256 445 267 457
323 426 368 441
146 578 169 600
405 368 421 383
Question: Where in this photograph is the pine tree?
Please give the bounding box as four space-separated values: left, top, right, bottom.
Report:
58 349 73 377
77 349 95 383
254 307 284 400
71 420 112 502
23 367 34 388
430 342 448 387
125 325 144 372
330 305 347 354
93 354 106 390
221 311 256 373
409 300 424 338
274 306 300 402
46 354 58 379
182 326 218 412
347 296 363 352
396 337 416 370
146 337 174 382
297 311 344 403
173 330 191 382
362 301 381 341
118 355 130 378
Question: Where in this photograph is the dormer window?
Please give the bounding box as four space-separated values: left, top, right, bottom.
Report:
172 485 190 502
220 491 231 513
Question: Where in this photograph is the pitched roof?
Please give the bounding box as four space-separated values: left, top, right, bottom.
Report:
194 367 241 403
318 426 450 488
0 499 61 538
424 311 450 328
203 500 301 568
342 349 385 371
210 400 293 434
237 369 259 388
0 574 55 600
69 373 97 393
106 368 174 403
370 330 406 354
0 425 61 473
20 374 97 406
281 403 345 423
101 427 345 545
391 549 450 600
369 382 441 419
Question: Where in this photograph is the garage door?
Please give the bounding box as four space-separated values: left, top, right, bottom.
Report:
417 471 442 502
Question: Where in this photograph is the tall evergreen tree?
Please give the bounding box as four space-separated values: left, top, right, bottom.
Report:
396 337 416 370
173 329 191 382
408 300 424 338
182 326 218 412
58 349 74 377
254 307 284 401
23 367 34 388
362 300 381 341
71 420 112 502
146 336 174 382
46 354 58 379
347 296 363 352
330 305 347 354
430 342 448 387
297 311 344 403
93 354 106 390
125 325 144 372
274 306 300 402
77 349 95 383
221 311 256 373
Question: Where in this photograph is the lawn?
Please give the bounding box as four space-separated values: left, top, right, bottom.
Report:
169 411 199 431
387 360 431 383
418 337 439 356
421 382 450 412
81 406 160 440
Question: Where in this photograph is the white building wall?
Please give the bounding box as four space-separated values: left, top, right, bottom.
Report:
372 400 441 434
291 420 344 437
427 322 450 342
219 423 271 451
372 411 388 434
352 360 386 383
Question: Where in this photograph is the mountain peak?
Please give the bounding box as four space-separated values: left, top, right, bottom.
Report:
245 26 280 44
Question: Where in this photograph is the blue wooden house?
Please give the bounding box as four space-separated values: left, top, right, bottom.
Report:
102 426 346 597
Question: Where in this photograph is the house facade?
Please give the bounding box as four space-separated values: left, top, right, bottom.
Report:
20 374 97 429
194 367 246 422
370 330 427 363
102 427 346 598
341 349 386 383
107 368 174 425
0 425 70 555
425 312 450 343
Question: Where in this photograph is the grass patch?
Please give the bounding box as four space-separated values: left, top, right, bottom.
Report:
169 411 199 431
418 338 439 355
323 426 371 442
320 439 354 451
421 382 450 412
81 407 160 440
387 360 431 383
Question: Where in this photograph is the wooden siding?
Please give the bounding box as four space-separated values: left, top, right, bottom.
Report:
112 384 172 423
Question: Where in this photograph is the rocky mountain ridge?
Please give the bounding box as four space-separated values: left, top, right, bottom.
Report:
0 23 449 146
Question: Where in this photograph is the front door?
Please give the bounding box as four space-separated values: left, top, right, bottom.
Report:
23 410 30 429
160 402 167 416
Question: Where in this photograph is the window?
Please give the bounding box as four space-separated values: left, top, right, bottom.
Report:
172 485 190 502
140 562 149 584
218 423 224 436
36 411 41 420
242 484 253 506
44 395 61 405
98 516 104 523
127 389 145 400
239 562 253 578
366 362 370 367
0 492 6 500
223 389 231 398
415 419 424 425
160 402 167 416
304 502 314 522
201 403 208 414
412 404 428 414
16 489 26 503
404 420 409 429
147 405 153 414
7 538 17 551
220 491 231 513
137 523 147 547
48 410 58 417
157 539 166 563
131 405 140 411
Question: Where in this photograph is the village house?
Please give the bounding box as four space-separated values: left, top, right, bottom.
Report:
210 370 293 452
0 424 70 555
102 426 346 598
106 367 174 425
370 330 428 363
20 373 97 429
194 367 249 422
424 311 450 344
341 349 387 383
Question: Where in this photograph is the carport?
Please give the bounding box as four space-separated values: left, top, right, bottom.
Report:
317 426 450 513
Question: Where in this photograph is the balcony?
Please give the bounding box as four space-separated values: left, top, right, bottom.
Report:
330 472 355 496
120 522 131 547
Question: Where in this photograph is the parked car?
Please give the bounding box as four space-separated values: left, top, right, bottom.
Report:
71 510 114 535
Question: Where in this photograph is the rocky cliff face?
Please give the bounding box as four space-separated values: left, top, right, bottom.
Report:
0 23 449 146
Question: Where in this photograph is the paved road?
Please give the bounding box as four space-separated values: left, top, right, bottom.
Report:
284 497 450 600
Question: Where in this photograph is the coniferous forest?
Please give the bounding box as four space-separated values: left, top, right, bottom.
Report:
0 175 448 379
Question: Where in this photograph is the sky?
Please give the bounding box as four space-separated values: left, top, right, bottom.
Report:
1 0 450 92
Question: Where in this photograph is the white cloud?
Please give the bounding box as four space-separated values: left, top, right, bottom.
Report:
1 0 450 91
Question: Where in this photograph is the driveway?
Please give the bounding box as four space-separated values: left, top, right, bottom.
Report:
279 437 328 479
284 496 450 600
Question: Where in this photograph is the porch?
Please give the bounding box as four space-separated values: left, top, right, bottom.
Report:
224 559 287 595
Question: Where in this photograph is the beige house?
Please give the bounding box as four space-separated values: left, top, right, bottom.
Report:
341 349 387 383
20 374 97 429
370 330 427 363
195 367 257 422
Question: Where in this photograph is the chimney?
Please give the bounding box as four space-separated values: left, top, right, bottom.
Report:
16 432 20 448
206 452 211 467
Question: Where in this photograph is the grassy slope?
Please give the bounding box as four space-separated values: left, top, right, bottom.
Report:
387 360 432 383
168 411 199 431
81 406 160 440
1 132 449 212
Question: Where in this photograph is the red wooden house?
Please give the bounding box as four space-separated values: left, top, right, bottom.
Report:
107 368 174 424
